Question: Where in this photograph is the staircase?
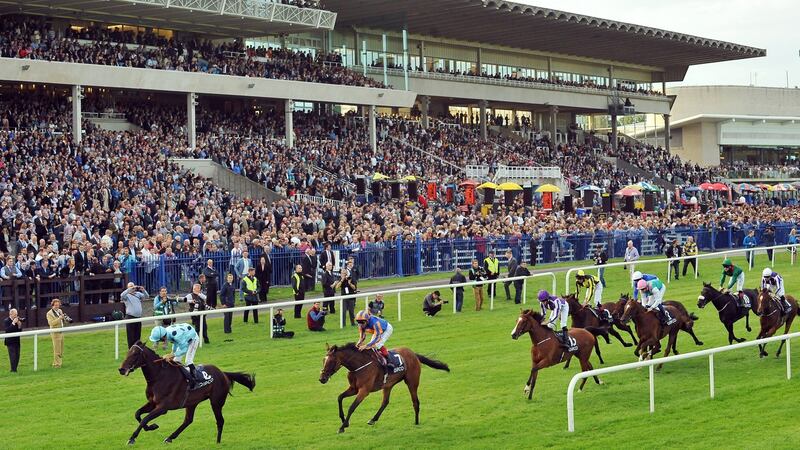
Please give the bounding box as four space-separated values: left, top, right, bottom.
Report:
388 136 464 174
613 157 678 191
171 158 284 203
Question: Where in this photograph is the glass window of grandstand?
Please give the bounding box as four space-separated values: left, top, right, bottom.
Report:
453 60 476 75
722 146 800 168
293 101 313 113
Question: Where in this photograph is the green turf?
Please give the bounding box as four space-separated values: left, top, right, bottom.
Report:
3 250 800 449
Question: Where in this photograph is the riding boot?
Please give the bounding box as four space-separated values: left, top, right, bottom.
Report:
782 296 792 313
595 306 606 322
559 327 570 348
187 364 197 389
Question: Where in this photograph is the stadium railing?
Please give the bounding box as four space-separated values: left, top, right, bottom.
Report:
0 271 557 371
566 331 797 432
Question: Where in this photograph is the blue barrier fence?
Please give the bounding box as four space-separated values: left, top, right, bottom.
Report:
125 224 797 291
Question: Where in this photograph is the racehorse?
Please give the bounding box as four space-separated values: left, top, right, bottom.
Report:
511 310 602 400
118 341 255 445
319 343 450 433
563 293 634 347
697 283 757 344
755 289 798 358
620 300 703 362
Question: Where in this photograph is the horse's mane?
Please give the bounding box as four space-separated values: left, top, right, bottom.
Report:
333 342 360 352
522 309 544 322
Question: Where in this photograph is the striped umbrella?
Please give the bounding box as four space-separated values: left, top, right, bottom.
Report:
736 183 758 192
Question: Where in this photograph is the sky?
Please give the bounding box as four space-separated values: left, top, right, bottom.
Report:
515 0 800 88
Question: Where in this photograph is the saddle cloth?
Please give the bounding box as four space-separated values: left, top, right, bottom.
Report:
386 351 406 375
662 310 677 326
182 365 214 390
566 336 578 353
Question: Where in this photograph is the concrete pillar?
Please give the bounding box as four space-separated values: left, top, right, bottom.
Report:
476 47 482 75
550 105 559 146
285 99 294 149
419 40 426 72
420 95 430 128
547 57 553 80
479 100 488 141
71 85 82 145
609 65 615 89
369 105 377 152
611 113 618 151
280 34 287 49
663 114 671 153
187 92 196 149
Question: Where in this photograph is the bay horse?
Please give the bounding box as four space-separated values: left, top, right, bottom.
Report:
755 289 798 358
319 343 450 433
510 310 602 400
697 283 757 344
620 300 704 362
563 293 634 347
118 341 255 445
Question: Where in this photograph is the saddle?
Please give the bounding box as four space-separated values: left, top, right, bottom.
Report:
587 307 613 323
181 365 214 391
385 351 406 375
652 309 676 326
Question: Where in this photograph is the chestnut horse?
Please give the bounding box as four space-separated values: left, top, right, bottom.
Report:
563 293 634 347
697 283 758 344
620 300 704 361
511 310 602 400
118 342 255 445
755 289 798 358
319 343 450 433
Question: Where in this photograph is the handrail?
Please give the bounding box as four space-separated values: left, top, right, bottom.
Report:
0 271 556 370
566 331 796 432
563 242 794 292
388 136 464 173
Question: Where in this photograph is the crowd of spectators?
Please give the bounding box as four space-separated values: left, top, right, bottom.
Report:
0 16 385 88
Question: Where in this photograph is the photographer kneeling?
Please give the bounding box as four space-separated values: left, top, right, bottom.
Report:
272 309 295 338
423 290 448 317
307 302 328 332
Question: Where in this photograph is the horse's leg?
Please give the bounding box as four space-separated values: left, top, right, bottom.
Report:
745 311 752 332
563 354 573 370
212 401 226 444
578 355 598 390
625 324 639 346
405 377 421 425
593 340 605 364
340 388 370 433
134 401 158 432
337 386 357 424
527 368 539 400
368 386 393 425
684 324 704 346
724 321 738 345
164 404 197 443
608 327 632 347
775 318 794 358
127 406 168 445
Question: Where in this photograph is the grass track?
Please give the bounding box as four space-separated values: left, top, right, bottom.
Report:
3 251 800 449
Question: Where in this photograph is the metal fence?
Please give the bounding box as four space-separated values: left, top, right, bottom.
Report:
125 224 798 290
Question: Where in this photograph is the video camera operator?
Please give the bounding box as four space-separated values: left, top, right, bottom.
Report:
46 298 72 368
423 290 448 317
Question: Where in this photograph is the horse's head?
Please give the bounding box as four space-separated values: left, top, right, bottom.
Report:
697 282 716 309
757 288 772 316
319 343 343 384
511 309 542 340
119 341 149 376
620 299 641 323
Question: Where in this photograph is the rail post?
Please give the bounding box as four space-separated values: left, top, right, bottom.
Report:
33 334 38 372
667 262 671 284
709 354 715 399
339 299 344 328
490 280 495 310
199 313 204 348
397 292 402 321
522 278 527 304
453 288 457 313
649 364 655 413
772 247 776 268
787 338 792 380
269 307 274 339
694 256 699 279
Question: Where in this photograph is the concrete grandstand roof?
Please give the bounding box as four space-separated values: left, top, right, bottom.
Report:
0 0 337 36
328 0 765 80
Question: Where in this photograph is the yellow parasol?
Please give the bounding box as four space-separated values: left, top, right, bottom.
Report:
401 175 419 182
372 172 389 181
497 182 523 191
535 184 561 193
477 182 499 190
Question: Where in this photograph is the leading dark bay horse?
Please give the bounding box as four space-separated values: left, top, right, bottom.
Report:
511 310 602 400
118 342 255 445
755 289 798 358
319 343 450 433
697 283 757 344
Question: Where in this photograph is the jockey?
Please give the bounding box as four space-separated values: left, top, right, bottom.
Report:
355 310 393 369
720 258 748 308
637 279 669 325
537 290 570 348
575 269 605 319
761 268 791 312
149 323 200 386
631 271 659 301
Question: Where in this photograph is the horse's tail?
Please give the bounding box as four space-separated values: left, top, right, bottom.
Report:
689 312 700 321
416 354 450 372
225 372 256 393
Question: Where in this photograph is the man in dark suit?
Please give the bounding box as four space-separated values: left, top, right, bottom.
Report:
202 259 219 308
255 249 272 303
4 308 22 372
513 261 531 304
319 242 336 270
503 250 518 301
320 261 337 313
301 247 318 292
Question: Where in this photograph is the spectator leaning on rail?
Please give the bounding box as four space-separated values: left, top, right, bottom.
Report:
220 273 236 334
423 290 447 317
449 268 467 312
46 298 71 369
624 240 640 280
369 293 385 317
121 282 148 349
665 239 682 280
4 308 22 372
682 236 699 277
513 261 531 305
503 250 518 302
743 230 757 268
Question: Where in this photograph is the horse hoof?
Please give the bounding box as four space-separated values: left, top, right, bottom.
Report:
746 327 752 332
577 388 583 393
623 343 633 347
367 420 376 426
523 385 531 395
127 439 135 446
338 428 345 434
599 380 604 385
164 438 172 444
